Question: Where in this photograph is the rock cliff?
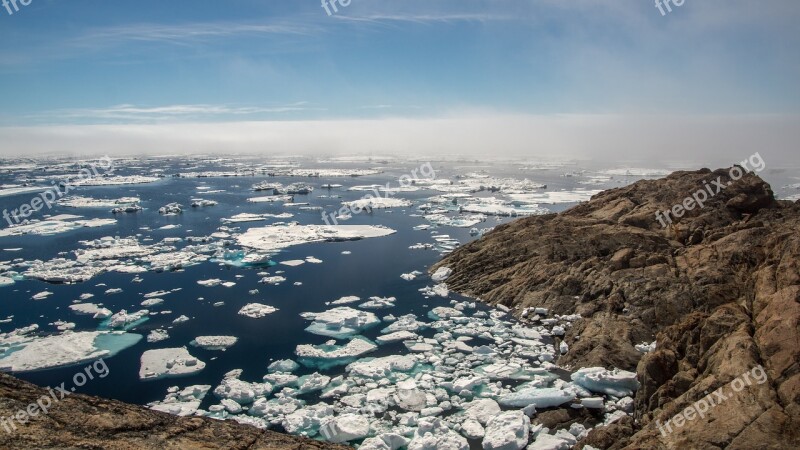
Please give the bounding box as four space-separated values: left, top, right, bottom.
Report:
435 167 800 449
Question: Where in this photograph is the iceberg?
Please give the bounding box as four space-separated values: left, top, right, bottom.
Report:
482 410 530 450
319 414 370 443
0 330 141 372
190 336 238 350
570 367 640 397
238 303 279 319
139 347 206 381
301 307 380 339
148 385 211 417
497 387 574 408
296 336 378 369
237 223 396 253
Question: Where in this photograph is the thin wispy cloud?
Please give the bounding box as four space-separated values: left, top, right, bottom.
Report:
333 12 514 25
27 103 319 124
71 22 317 47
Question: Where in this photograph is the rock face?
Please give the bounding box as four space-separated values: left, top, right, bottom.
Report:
0 373 348 450
435 168 800 449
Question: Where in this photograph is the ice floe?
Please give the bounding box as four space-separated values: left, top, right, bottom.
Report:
139 347 206 380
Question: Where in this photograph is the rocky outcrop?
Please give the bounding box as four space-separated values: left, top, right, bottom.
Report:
435 168 800 449
0 373 348 450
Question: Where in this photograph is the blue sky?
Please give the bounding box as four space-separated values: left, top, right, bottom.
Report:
0 0 798 159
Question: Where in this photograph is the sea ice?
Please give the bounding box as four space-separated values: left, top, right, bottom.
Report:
301 307 380 339
570 367 640 397
238 303 279 319
237 223 396 253
498 387 574 408
190 336 238 350
482 410 530 450
407 417 469 450
321 414 371 443
0 330 141 372
139 347 206 380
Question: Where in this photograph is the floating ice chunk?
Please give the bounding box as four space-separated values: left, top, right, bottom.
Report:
483 410 530 450
237 223 396 253
407 417 469 450
213 372 272 404
148 384 211 417
268 359 300 373
141 298 164 307
296 336 378 368
381 314 427 334
400 270 423 281
305 256 323 263
197 278 223 287
296 372 331 394
498 387 574 408
69 303 112 319
360 434 410 450
104 309 149 330
420 284 449 298
331 295 361 305
147 329 170 343
342 197 412 210
191 199 217 207
31 291 53 300
0 331 141 372
172 315 190 324
190 336 238 350
376 331 418 344
570 367 640 397
280 259 305 267
428 306 462 320
461 418 485 439
346 355 417 379
464 398 501 426
0 216 117 238
320 413 370 443
431 267 452 282
259 276 286 285
238 303 279 319
359 296 396 310
0 276 15 287
73 175 160 186
139 347 206 380
301 307 380 338
526 433 572 450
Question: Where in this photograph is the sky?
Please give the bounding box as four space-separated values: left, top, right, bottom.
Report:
0 0 798 164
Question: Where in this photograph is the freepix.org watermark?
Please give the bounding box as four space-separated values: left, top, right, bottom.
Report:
2 0 32 16
1 358 110 434
655 152 766 228
2 156 113 227
321 0 352 16
321 162 436 226
655 0 686 16
656 365 768 436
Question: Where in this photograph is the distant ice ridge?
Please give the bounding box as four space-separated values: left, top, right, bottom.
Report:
57 196 141 208
236 223 396 253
